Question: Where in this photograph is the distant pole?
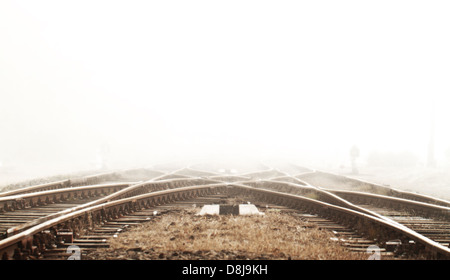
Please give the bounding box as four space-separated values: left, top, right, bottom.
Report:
427 100 436 168
350 145 360 174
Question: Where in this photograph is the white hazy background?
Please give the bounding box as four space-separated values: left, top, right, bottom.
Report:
1 1 450 185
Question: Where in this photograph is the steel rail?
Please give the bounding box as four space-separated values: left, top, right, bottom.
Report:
151 167 198 181
229 183 450 259
344 174 450 207
0 168 165 198
301 170 450 207
1 183 136 238
240 178 448 241
207 175 252 182
0 183 228 259
268 176 308 185
3 177 222 237
324 189 450 221
0 170 122 198
153 174 193 181
100 177 222 202
1 182 449 259
0 182 136 213
239 168 287 179
0 180 71 198
242 179 394 222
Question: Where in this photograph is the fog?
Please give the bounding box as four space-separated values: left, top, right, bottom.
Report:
1 1 450 192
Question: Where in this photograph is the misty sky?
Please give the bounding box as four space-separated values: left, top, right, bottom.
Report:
1 1 450 172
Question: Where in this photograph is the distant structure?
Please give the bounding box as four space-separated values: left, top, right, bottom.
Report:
350 145 360 174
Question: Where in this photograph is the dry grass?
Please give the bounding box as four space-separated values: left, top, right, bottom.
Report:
86 209 368 260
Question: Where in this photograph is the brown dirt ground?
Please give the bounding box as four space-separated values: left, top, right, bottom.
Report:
84 208 369 260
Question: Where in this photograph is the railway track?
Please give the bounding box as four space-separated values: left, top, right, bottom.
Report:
0 170 123 198
42 194 232 260
288 170 450 251
0 168 166 198
257 205 394 257
229 183 450 258
0 166 449 260
0 174 220 240
325 189 450 249
297 170 450 207
0 182 136 239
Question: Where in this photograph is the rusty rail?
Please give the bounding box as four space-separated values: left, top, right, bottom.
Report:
0 171 122 198
241 179 394 222
101 177 221 201
1 166 449 260
2 177 221 238
325 189 450 221
0 183 228 259
0 183 137 238
0 168 167 198
268 176 308 185
229 183 450 259
0 182 134 213
208 175 252 182
0 180 71 198
300 170 450 207
343 174 450 208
